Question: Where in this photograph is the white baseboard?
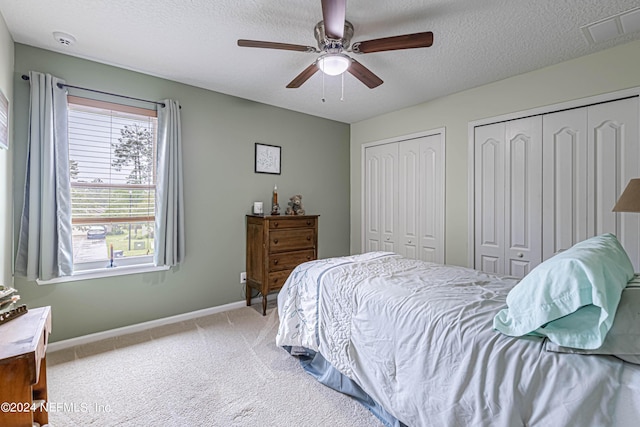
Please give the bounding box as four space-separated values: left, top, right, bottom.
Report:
47 295 277 353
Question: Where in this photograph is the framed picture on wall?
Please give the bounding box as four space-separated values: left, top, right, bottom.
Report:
0 89 8 150
255 143 281 174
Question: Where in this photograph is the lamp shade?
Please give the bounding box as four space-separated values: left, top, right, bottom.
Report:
317 54 350 76
613 179 640 212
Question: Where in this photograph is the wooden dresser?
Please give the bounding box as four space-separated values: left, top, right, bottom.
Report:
0 306 52 427
246 214 319 315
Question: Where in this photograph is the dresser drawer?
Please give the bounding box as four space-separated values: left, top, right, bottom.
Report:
267 270 293 291
269 217 316 229
269 249 315 272
269 229 315 252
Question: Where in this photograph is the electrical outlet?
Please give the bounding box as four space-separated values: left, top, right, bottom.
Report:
240 272 247 284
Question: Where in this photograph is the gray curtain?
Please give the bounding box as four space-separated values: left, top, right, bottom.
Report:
15 71 73 281
155 99 185 266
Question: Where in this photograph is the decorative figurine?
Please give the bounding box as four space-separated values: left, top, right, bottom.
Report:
285 194 305 215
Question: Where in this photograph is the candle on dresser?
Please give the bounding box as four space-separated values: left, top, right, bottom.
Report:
273 185 278 205
110 244 114 264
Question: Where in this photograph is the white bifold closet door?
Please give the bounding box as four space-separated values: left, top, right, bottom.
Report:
474 96 640 276
542 97 640 269
474 117 542 277
398 135 445 263
364 133 445 263
364 142 399 253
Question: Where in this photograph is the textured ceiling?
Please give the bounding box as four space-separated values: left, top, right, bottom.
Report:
1 0 640 124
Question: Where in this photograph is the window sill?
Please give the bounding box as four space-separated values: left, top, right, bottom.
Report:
36 264 170 285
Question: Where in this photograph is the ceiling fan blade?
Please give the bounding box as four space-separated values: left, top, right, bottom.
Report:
238 39 317 53
352 31 433 54
321 0 346 39
286 63 320 88
347 59 383 89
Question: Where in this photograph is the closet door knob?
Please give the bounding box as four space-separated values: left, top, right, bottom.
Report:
517 253 524 258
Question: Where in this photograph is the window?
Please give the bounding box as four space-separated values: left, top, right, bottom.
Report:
68 96 158 271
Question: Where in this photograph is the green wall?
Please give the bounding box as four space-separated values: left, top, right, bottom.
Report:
350 39 640 268
0 15 13 289
12 44 350 342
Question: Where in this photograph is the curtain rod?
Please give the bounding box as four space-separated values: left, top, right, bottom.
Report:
21 74 168 108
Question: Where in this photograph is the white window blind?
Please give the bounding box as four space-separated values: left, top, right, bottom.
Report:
68 96 158 225
68 96 158 267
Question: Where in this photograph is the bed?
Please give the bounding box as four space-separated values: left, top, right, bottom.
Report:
276 234 640 427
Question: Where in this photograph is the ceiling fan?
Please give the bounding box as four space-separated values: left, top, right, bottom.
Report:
237 0 434 89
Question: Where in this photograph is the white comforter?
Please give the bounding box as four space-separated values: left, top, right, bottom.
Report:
276 252 640 427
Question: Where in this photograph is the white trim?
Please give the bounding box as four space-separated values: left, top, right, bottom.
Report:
467 121 476 268
360 128 444 150
360 127 446 257
46 295 278 352
467 86 640 268
468 87 640 130
36 264 170 285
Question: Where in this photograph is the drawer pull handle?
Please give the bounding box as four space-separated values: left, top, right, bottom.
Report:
306 256 311 260
274 259 278 265
273 278 279 283
274 239 279 244
306 236 311 240
306 220 311 225
274 222 279 227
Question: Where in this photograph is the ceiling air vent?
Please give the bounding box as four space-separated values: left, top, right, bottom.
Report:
581 7 640 45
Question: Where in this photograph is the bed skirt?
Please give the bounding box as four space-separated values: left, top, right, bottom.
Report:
284 346 406 427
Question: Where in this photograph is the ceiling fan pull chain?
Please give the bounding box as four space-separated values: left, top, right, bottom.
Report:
322 57 326 102
341 72 344 101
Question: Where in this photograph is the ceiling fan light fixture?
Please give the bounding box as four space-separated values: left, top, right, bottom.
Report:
317 53 350 76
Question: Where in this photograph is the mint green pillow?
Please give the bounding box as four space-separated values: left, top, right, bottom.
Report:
493 233 634 349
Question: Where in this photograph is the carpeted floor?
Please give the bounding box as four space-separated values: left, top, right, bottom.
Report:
45 304 383 426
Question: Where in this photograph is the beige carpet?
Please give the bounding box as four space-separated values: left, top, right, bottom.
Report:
45 305 383 426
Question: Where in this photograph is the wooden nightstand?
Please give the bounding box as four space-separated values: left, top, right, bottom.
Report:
246 214 319 315
0 306 52 427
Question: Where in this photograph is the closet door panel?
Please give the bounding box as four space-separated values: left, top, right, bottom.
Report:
399 140 419 259
418 134 445 263
542 109 588 261
592 121 620 234
365 143 399 253
475 123 505 274
589 97 640 270
505 117 542 276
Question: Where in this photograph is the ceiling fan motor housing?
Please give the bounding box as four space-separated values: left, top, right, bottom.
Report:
315 20 354 52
